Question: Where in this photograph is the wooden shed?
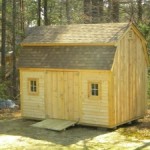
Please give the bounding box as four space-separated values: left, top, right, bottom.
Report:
19 23 149 128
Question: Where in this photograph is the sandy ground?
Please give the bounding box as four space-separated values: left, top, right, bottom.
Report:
0 109 150 150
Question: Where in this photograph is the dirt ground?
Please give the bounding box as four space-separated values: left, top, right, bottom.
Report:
0 109 150 150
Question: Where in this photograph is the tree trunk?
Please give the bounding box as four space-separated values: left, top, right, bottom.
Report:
66 0 71 24
1 0 6 80
59 1 63 25
12 0 17 99
137 0 142 23
107 0 112 22
99 0 104 22
112 0 119 22
92 0 99 23
129 0 134 22
20 0 25 39
84 0 92 23
44 0 48 25
37 0 41 26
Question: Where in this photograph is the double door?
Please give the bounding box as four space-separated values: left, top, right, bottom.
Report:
46 71 80 121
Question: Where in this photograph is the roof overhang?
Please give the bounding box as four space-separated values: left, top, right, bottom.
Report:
21 42 116 47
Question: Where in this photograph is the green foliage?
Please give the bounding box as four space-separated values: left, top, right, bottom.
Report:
0 81 10 100
138 23 150 38
138 24 150 102
24 0 37 26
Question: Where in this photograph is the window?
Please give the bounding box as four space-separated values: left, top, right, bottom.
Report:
91 83 99 96
28 78 38 95
88 82 101 99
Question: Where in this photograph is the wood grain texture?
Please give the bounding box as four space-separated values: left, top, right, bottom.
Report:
112 28 147 126
19 24 148 128
20 70 45 119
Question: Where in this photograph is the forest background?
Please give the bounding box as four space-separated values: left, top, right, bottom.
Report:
0 0 150 102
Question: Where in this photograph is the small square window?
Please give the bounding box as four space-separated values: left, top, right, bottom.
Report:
88 82 101 99
28 78 38 95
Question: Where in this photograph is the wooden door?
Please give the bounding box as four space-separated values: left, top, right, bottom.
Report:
46 71 64 119
47 71 80 121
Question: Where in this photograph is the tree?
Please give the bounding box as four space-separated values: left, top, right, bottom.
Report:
44 0 48 25
24 0 37 27
84 0 91 23
137 0 142 23
12 0 17 98
99 0 104 22
0 0 150 100
1 0 7 80
107 0 112 22
37 0 41 26
66 0 71 24
112 0 119 22
19 0 25 39
92 0 99 23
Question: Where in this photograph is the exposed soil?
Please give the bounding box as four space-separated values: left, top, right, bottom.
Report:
0 109 150 150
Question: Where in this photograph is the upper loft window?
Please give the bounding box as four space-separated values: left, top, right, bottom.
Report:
28 78 38 95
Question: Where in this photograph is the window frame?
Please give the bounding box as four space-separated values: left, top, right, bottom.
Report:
28 78 39 95
88 81 101 100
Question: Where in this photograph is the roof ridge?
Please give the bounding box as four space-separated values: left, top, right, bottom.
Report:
37 22 129 27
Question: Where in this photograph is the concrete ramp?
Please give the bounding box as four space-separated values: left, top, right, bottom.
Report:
31 119 76 131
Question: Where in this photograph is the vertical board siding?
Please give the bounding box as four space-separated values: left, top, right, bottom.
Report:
81 72 110 125
20 70 45 119
47 71 80 121
46 70 110 126
46 72 65 119
112 29 147 125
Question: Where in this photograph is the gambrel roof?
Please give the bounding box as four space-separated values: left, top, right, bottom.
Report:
19 23 149 70
22 23 129 45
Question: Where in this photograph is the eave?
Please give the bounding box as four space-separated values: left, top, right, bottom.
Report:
21 42 116 47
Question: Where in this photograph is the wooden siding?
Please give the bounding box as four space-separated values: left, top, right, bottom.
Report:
81 72 110 126
46 71 80 121
112 29 147 126
46 71 111 126
20 70 45 119
20 69 111 126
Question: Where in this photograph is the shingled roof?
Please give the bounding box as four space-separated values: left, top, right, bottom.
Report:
22 23 129 45
19 23 132 70
19 46 116 70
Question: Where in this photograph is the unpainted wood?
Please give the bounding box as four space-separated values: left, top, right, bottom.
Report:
46 71 80 121
31 119 76 131
112 28 147 125
20 70 46 119
81 72 110 125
